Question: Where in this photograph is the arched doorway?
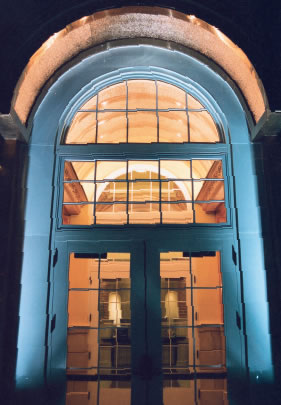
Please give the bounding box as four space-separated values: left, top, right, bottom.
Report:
14 13 273 405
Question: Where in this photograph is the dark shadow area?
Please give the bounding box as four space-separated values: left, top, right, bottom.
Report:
252 137 281 403
0 138 28 405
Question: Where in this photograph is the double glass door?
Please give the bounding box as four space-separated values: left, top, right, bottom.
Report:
52 239 228 405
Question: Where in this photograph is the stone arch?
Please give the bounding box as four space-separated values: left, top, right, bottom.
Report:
11 6 268 128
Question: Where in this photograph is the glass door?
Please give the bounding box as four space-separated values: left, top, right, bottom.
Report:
159 250 228 405
66 251 133 405
49 240 152 405
49 239 230 405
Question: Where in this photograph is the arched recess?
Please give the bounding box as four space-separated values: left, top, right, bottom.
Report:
11 6 268 130
15 18 273 405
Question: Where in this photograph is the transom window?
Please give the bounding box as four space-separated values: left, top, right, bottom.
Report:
64 80 221 144
62 159 226 225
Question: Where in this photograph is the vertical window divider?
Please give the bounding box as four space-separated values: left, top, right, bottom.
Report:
97 255 101 405
95 93 99 144
126 160 129 224
155 80 159 143
126 81 129 143
189 253 198 403
159 160 162 224
191 160 195 223
186 93 190 143
93 160 97 225
113 182 116 214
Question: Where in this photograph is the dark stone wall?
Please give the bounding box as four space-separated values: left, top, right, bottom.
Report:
0 137 27 404
256 137 281 401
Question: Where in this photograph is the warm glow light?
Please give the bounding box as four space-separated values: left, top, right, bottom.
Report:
44 32 60 49
65 80 220 144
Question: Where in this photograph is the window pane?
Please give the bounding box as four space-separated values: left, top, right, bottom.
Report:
81 95 97 110
158 81 186 109
192 254 222 288
163 379 195 405
192 160 223 179
127 79 156 109
129 181 159 202
194 180 225 201
97 181 127 203
128 111 157 142
63 204 93 225
99 380 131 405
66 380 98 403
69 254 99 289
68 290 100 327
195 202 227 223
128 161 159 180
129 203 160 224
162 204 193 224
95 203 127 225
98 82 127 110
159 111 188 143
97 112 127 143
67 328 99 373
64 182 95 203
189 111 219 143
187 94 204 110
161 181 192 201
65 111 96 144
66 161 95 181
160 160 191 179
96 161 126 181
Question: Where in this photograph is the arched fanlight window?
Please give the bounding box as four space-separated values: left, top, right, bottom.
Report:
64 80 221 144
